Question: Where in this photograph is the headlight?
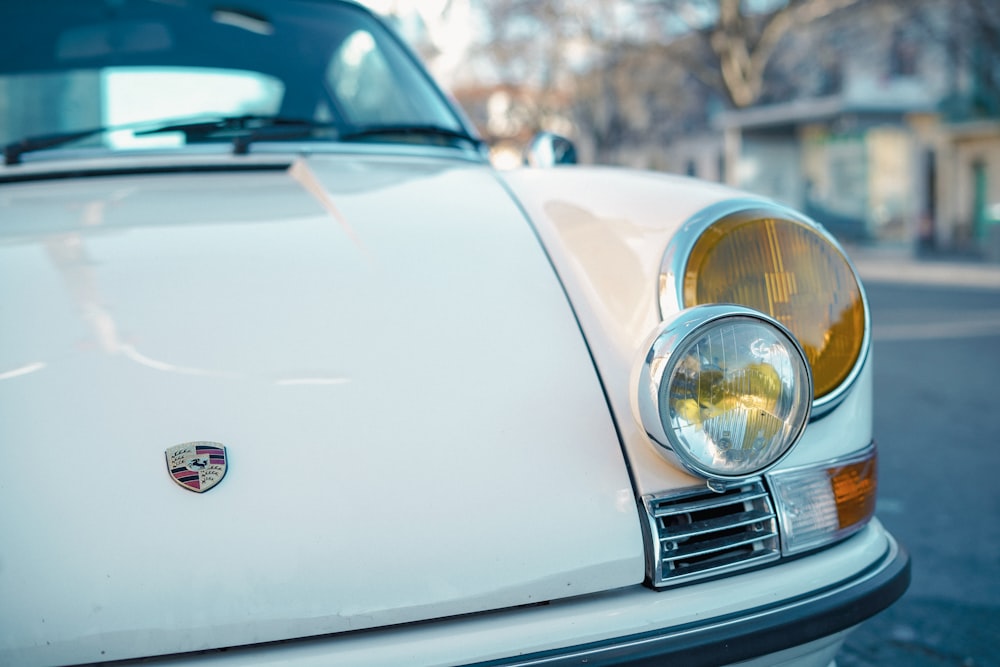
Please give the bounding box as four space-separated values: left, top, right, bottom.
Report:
635 305 812 483
767 444 878 554
660 201 868 415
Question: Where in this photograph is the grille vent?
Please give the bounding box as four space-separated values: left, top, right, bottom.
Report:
644 479 779 587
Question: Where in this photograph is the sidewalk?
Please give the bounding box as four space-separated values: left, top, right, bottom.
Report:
842 243 1000 290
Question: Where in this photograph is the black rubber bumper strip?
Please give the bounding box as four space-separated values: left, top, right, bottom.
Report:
473 541 910 667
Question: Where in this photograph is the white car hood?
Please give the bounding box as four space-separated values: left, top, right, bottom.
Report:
0 154 643 666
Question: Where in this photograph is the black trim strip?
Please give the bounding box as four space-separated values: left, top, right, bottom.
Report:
471 542 910 667
0 162 291 185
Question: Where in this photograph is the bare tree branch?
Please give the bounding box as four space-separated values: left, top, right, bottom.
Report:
647 0 868 107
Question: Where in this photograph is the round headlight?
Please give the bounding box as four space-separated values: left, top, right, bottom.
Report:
636 305 812 481
660 201 868 413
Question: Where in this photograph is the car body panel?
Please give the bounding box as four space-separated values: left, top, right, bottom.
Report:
5 522 894 667
500 168 875 494
0 153 645 666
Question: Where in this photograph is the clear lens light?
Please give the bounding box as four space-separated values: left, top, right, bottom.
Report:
768 447 878 554
641 309 812 480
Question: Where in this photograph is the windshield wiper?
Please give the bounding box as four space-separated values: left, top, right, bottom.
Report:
136 115 338 155
3 118 481 166
136 115 331 139
338 124 483 149
4 127 109 166
2 115 335 165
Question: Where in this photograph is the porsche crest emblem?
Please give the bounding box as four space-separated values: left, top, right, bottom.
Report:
165 442 228 493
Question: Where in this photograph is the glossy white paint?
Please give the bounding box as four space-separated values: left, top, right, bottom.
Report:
17 523 890 666
501 167 874 494
0 154 645 666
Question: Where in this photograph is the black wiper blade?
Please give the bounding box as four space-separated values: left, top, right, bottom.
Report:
136 114 337 155
136 114 330 138
4 127 108 166
2 115 335 165
338 124 483 148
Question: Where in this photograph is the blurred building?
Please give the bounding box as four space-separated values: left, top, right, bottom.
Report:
680 1 1000 254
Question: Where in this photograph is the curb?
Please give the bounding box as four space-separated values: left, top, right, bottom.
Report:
843 245 1000 290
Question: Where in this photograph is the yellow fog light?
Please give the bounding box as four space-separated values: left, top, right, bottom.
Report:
635 305 812 482
767 445 878 554
660 202 868 413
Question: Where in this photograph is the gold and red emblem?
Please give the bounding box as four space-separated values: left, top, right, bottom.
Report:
165 442 228 493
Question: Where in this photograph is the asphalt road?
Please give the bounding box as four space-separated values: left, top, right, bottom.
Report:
838 248 1000 667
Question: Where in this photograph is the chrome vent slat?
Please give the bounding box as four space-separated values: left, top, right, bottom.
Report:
644 479 780 587
651 489 769 518
661 508 775 542
662 529 779 562
660 548 780 579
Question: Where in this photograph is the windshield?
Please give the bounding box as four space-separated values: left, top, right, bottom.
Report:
0 0 470 156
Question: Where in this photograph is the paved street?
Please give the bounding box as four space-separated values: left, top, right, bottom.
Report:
839 246 1000 667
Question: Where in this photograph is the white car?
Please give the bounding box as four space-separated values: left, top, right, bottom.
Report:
0 2 908 666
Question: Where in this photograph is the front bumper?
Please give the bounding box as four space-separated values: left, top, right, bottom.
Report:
100 520 907 667
475 529 909 667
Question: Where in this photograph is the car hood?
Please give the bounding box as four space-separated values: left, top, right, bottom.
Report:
0 154 644 666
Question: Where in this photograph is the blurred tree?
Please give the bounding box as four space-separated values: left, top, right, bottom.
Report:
570 42 710 164
475 0 622 137
642 0 869 108
434 0 999 166
469 0 878 154
477 0 707 160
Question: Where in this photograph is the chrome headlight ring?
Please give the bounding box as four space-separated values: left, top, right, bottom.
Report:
635 304 813 485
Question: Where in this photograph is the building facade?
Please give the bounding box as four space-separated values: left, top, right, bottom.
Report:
698 1 1000 253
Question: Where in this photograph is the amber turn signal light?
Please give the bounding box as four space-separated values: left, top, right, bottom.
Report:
767 445 878 555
